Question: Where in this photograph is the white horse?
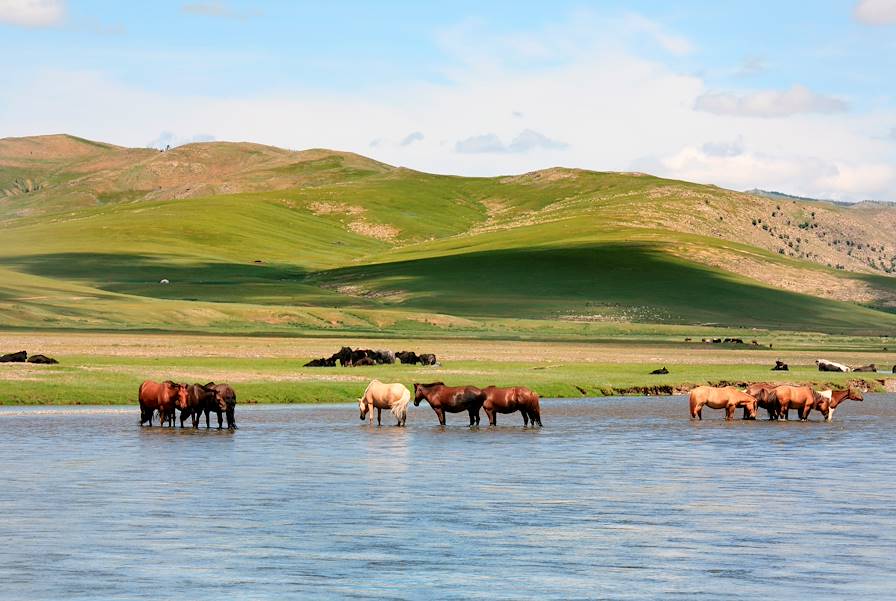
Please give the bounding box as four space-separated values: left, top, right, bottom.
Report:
358 379 411 426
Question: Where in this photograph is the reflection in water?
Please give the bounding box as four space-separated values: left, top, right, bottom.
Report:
1 396 894 600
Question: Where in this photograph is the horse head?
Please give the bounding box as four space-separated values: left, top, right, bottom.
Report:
848 387 864 402
742 397 758 420
174 383 189 410
359 396 369 420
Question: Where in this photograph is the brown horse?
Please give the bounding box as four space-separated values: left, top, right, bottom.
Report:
204 383 237 430
138 380 188 427
180 383 217 428
413 382 486 426
688 386 757 420
745 382 783 419
481 385 542 427
768 385 829 421
817 387 864 422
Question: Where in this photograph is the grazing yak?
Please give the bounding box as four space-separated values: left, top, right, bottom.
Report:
771 360 789 371
816 359 851 373
304 357 336 367
852 364 877 373
396 351 419 364
27 354 58 364
650 367 669 375
0 350 27 363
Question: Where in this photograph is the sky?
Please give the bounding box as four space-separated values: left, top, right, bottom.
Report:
0 0 894 201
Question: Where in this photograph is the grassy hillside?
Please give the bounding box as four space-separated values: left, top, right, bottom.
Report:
1 134 896 337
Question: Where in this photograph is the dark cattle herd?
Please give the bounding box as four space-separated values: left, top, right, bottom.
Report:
304 347 438 367
0 350 58 364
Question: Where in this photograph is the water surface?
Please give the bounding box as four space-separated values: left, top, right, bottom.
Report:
1 396 894 600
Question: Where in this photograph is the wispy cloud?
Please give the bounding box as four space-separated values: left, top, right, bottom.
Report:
181 2 262 20
0 0 65 28
456 130 568 154
733 56 766 78
695 85 848 118
701 137 745 157
399 131 424 146
854 0 896 25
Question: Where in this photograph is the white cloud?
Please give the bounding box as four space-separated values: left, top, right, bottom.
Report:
854 0 896 25
399 131 424 146
182 2 261 20
0 0 64 27
455 130 567 154
651 145 896 201
695 85 848 118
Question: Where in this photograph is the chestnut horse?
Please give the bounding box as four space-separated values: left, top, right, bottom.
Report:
688 386 757 420
817 387 863 422
358 379 411 426
180 383 217 428
481 385 542 427
768 385 829 421
138 380 188 427
745 382 783 419
413 382 486 426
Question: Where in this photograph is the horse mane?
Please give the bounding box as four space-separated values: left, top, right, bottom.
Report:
418 381 444 388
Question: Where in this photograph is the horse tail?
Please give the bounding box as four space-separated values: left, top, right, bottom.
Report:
390 386 411 422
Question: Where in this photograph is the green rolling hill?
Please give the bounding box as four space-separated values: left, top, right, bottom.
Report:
2 133 896 336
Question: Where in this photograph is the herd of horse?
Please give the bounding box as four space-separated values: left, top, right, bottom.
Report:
133 377 864 430
688 383 864 421
358 379 543 427
137 380 237 430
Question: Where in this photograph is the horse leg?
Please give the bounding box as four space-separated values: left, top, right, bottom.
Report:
522 409 529 427
227 407 236 430
216 410 223 430
532 408 542 427
377 407 382 426
436 408 445 426
725 405 734 421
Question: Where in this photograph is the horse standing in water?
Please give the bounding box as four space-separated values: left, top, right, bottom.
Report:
203 383 237 430
180 383 217 428
816 387 863 421
768 385 829 421
358 379 411 426
138 380 188 427
745 382 783 419
688 386 757 420
481 385 542 427
413 382 486 426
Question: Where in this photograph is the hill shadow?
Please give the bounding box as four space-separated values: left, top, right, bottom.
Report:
0 252 347 305
313 243 896 333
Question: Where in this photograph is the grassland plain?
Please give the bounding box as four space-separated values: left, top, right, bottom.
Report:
0 332 891 405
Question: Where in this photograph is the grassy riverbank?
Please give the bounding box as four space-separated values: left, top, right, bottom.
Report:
1 331 890 405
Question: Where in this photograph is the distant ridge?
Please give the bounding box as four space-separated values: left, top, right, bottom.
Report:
745 188 894 209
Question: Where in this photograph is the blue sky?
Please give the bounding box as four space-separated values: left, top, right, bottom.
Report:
1 0 894 200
